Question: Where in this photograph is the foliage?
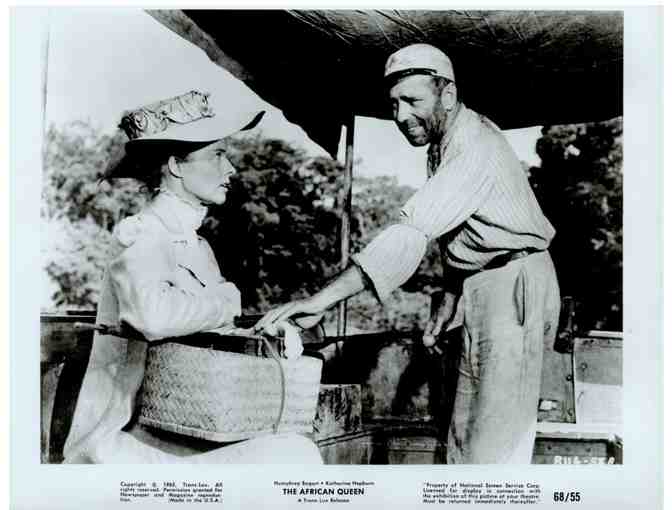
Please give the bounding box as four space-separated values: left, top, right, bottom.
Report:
42 118 623 334
344 289 430 333
350 176 443 294
201 137 441 329
198 135 345 312
41 122 432 330
529 118 623 331
343 176 441 332
42 122 144 228
43 217 115 308
42 122 147 309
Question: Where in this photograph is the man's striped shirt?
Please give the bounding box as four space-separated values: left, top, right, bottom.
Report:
352 104 555 301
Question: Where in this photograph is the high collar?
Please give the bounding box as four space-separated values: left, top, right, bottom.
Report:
149 188 208 234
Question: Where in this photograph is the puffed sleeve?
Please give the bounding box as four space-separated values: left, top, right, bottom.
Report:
352 146 494 302
109 216 241 341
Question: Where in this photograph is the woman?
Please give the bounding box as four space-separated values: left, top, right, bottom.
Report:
63 90 322 464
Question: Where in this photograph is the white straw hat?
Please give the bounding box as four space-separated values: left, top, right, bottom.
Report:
104 90 264 179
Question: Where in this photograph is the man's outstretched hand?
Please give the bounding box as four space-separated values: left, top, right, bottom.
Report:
255 266 368 336
254 298 324 336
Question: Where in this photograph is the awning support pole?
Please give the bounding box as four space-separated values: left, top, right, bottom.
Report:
41 11 51 219
337 114 355 337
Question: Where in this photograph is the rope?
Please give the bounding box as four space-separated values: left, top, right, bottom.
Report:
260 335 286 434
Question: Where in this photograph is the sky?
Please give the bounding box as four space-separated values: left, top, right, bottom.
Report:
44 8 541 190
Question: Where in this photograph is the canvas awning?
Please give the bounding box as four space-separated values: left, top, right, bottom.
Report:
149 9 623 157
148 9 623 336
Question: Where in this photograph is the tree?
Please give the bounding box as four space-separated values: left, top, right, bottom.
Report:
41 121 446 333
198 135 346 313
42 122 147 309
350 175 442 292
42 122 144 228
344 175 441 332
42 125 349 312
40 122 458 334
43 118 623 334
529 118 623 331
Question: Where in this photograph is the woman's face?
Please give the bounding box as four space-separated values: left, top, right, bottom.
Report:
176 141 236 206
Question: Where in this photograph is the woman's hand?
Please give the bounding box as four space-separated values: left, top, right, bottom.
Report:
254 298 324 336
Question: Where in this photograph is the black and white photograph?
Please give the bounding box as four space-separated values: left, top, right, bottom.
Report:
9 5 664 509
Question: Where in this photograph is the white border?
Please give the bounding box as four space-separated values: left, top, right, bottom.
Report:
7 4 666 510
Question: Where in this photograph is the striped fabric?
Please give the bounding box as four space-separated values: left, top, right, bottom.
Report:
352 104 555 302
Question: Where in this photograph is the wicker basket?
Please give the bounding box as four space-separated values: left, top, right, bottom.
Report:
137 339 323 442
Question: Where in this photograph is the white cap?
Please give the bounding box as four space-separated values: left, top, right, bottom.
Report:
384 43 455 85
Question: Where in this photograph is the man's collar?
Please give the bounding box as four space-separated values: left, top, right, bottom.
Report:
427 102 467 173
435 102 465 152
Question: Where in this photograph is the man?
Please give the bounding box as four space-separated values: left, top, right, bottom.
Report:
256 44 561 464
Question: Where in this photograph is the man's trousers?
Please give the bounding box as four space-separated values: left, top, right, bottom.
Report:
445 251 561 464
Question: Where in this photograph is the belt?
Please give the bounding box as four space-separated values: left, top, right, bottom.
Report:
450 249 540 286
482 249 538 272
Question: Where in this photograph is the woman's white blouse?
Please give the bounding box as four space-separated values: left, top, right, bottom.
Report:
63 191 242 462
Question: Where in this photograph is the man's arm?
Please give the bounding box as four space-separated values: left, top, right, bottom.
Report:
254 265 366 334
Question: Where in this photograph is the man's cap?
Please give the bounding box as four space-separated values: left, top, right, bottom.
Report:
384 43 455 86
103 90 264 180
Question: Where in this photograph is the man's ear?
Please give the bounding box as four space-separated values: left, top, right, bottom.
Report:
167 156 182 179
440 81 457 111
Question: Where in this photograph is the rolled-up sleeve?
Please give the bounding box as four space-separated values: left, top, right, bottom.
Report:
352 146 494 302
352 224 429 302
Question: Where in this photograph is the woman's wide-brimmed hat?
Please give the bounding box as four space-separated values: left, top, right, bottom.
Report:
103 90 264 180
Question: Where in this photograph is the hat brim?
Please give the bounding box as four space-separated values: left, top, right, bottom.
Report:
384 68 453 88
102 111 265 181
102 139 217 181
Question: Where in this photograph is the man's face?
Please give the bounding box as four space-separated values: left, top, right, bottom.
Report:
178 140 237 206
388 75 446 147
